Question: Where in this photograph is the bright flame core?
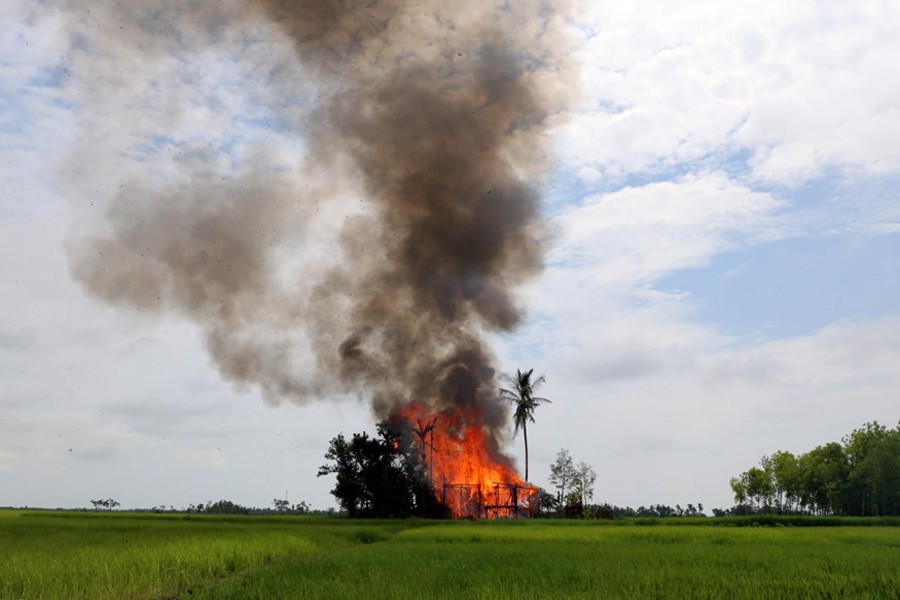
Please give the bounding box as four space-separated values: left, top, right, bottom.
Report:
393 403 538 518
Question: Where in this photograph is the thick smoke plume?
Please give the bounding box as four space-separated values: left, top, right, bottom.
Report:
65 1 575 440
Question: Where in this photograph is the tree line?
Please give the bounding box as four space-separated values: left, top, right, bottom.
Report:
729 421 900 516
81 499 327 515
611 503 706 518
187 499 312 515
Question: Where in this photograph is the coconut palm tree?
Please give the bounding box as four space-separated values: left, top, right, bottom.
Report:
500 369 551 482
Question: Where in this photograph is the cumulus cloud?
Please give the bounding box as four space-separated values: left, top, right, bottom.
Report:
552 172 785 282
561 0 900 185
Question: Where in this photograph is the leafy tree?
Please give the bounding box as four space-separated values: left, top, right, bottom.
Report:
318 422 442 518
537 488 559 515
844 422 900 516
798 442 847 514
872 431 900 515
745 466 774 512
769 450 800 513
549 448 575 510
729 475 748 510
571 461 597 507
842 421 896 516
500 369 551 482
272 498 290 513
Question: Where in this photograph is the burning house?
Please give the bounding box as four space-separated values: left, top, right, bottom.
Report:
394 404 539 519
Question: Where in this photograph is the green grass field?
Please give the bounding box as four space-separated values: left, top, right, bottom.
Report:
2 511 898 599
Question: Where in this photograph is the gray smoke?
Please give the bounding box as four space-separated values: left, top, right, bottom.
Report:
64 0 576 437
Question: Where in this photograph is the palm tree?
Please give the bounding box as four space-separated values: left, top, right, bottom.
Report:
500 369 551 482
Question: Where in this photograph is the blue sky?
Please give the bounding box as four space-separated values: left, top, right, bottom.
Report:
1 0 899 512
658 230 900 339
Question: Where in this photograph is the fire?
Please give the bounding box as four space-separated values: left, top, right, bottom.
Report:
393 402 538 519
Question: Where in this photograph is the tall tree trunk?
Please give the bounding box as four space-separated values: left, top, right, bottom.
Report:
523 421 529 482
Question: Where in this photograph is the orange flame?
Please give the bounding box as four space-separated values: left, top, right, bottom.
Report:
393 402 538 519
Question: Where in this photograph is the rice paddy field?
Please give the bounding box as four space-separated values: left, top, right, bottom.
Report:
2 510 898 599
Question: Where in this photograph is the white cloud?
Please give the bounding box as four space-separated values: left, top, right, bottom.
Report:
561 0 900 185
0 7 77 220
544 172 784 301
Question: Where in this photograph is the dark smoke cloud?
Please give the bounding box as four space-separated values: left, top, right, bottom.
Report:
64 0 576 437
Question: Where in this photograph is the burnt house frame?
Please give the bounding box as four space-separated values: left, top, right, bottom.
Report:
442 482 534 519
